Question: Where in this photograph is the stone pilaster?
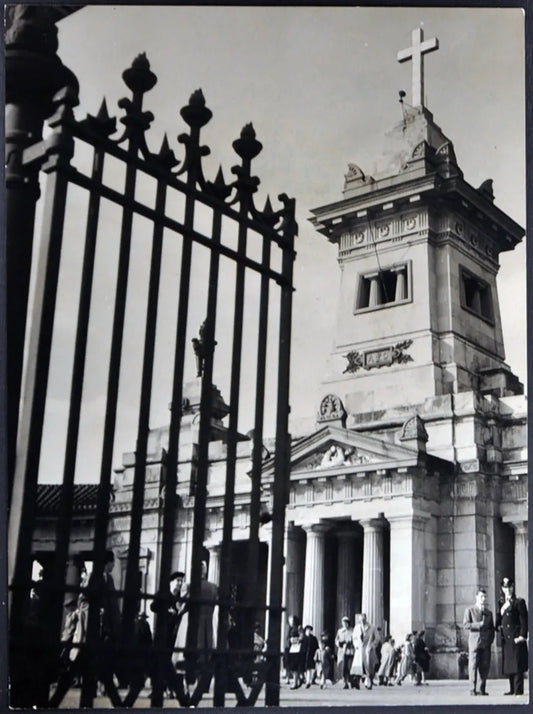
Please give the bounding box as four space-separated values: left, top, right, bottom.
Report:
360 518 385 629
388 514 428 638
511 521 528 603
336 527 360 624
302 524 329 634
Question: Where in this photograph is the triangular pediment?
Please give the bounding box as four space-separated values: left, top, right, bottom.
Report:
261 425 422 478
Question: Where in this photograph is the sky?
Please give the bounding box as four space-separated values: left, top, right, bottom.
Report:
34 5 526 483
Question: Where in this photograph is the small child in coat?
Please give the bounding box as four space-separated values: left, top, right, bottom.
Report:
314 632 335 689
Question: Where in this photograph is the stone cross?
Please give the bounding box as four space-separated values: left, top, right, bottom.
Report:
397 27 439 108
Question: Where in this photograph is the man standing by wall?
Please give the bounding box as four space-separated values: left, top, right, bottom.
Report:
496 577 528 696
463 587 495 696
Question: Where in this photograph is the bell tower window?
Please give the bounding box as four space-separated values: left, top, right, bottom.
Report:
460 266 494 324
354 262 411 312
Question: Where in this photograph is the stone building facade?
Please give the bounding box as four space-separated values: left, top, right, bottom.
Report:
33 29 527 679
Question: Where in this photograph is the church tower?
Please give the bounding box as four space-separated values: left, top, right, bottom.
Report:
310 28 524 418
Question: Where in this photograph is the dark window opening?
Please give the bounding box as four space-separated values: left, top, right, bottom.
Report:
460 267 494 323
355 263 409 311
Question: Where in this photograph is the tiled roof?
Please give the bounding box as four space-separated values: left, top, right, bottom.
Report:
37 484 99 515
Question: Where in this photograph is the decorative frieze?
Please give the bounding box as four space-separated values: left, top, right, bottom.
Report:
339 211 427 256
343 339 413 374
435 214 499 267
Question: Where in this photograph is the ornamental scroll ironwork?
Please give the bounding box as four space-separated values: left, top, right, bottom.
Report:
343 339 414 374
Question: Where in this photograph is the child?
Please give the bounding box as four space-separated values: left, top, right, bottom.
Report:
315 631 334 689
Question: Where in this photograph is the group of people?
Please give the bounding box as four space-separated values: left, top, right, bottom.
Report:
283 613 430 691
49 557 221 706
283 575 529 696
463 577 528 696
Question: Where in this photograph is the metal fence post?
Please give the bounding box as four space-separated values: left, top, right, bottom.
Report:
5 5 78 490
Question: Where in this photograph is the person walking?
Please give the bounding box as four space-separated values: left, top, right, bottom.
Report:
144 570 189 706
352 613 379 690
49 553 122 707
286 615 304 689
396 633 415 685
495 577 528 696
314 632 334 689
377 635 396 686
302 625 319 688
413 630 431 686
463 587 495 696
335 616 354 689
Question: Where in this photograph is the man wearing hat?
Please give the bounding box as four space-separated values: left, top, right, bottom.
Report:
463 587 495 695
495 577 528 696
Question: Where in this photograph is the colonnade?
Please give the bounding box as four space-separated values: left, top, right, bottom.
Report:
286 518 391 637
280 514 433 642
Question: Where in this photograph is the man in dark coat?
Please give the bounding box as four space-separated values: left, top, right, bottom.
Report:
463 588 495 695
495 577 528 696
146 571 189 706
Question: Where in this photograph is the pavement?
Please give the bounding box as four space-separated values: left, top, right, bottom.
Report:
58 677 529 708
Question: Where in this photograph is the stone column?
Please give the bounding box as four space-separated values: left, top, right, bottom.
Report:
511 521 528 603
360 519 384 629
388 514 428 639
208 544 221 586
302 524 329 634
336 527 359 624
393 266 407 301
283 524 302 617
367 273 381 307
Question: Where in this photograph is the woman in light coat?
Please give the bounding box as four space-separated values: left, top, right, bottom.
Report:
396 633 415 685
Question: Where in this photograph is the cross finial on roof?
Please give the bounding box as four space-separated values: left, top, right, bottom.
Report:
397 27 439 108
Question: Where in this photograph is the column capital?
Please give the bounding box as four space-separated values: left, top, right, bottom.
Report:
205 541 221 552
509 520 528 536
302 523 330 536
260 523 273 542
387 512 429 529
359 517 387 531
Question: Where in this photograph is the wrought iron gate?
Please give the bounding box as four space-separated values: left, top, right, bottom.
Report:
7 14 295 708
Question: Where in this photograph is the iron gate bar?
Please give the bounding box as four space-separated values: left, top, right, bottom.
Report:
8 90 75 696
80 63 155 709
265 195 296 706
50 142 106 652
180 211 221 704
121 164 172 644
152 89 211 708
51 163 290 286
181 94 218 708
212 126 255 708
245 197 274 668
